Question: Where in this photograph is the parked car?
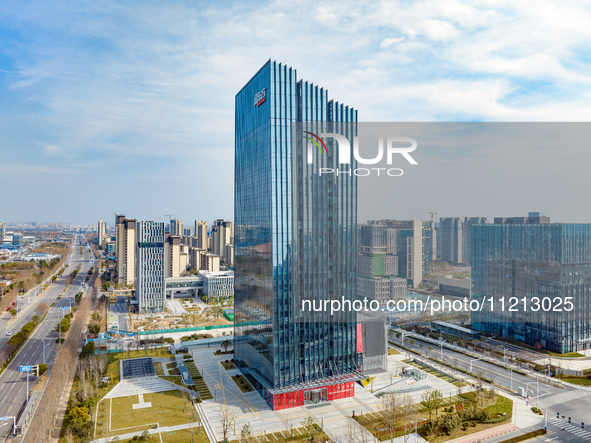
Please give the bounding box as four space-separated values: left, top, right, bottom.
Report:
6 331 12 336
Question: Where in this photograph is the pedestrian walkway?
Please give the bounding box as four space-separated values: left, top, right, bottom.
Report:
91 421 201 443
446 423 518 442
546 416 591 440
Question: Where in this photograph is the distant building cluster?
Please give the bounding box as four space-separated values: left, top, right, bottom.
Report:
357 220 431 302
100 214 235 313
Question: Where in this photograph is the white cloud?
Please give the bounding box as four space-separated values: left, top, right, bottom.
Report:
380 37 405 48
2 0 591 222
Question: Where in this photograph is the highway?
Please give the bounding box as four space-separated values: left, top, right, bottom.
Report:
391 332 591 434
0 234 95 438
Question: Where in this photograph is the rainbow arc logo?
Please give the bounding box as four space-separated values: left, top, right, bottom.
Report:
304 131 328 155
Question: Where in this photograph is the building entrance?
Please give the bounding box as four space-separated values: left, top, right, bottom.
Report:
304 388 328 405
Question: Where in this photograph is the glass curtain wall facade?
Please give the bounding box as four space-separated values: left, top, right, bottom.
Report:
136 221 165 313
234 60 359 410
472 223 591 353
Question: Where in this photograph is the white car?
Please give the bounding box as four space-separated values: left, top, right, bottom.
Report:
6 331 12 336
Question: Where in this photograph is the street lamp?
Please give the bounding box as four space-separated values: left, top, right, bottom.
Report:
501 345 507 365
469 358 483 376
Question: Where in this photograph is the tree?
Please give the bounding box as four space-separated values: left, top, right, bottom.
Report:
382 393 400 440
431 389 444 416
421 389 434 420
80 341 95 359
301 415 319 442
38 363 48 376
9 309 16 317
240 422 255 443
220 407 235 443
65 405 90 437
476 372 484 406
221 339 232 353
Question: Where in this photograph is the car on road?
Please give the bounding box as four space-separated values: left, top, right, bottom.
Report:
6 331 12 336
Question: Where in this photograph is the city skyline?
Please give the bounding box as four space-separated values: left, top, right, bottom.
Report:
2 1 591 224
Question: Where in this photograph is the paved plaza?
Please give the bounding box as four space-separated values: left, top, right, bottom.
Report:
191 348 467 442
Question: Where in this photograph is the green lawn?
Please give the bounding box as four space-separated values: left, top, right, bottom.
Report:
562 376 591 386
160 375 183 386
549 351 585 358
110 390 197 434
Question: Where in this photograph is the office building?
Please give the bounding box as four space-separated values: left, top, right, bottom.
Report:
234 60 360 410
194 219 208 250
12 233 23 248
471 215 591 353
365 220 430 289
115 215 136 285
97 220 106 248
431 222 437 261
135 221 165 313
493 211 551 225
201 270 234 300
357 224 404 305
357 315 388 374
440 217 463 264
170 218 184 237
462 217 486 266
437 275 471 298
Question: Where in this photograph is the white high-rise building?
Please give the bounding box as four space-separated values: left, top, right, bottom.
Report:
136 221 165 313
97 220 106 248
0 223 5 245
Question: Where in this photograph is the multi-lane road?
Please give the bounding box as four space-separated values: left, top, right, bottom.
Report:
392 333 591 439
0 234 95 437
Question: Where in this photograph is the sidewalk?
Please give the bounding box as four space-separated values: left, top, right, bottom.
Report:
446 423 518 443
91 421 202 443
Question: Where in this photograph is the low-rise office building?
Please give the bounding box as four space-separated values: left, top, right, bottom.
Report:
437 275 471 298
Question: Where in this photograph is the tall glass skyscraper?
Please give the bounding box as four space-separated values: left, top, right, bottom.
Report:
472 219 591 353
234 60 360 410
136 221 165 313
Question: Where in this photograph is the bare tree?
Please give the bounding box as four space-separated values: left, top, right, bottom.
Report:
282 413 293 438
382 393 400 441
221 407 236 443
399 395 414 443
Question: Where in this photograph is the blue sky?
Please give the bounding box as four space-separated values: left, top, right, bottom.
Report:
1 1 591 225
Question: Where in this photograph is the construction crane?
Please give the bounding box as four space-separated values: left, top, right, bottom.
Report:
417 211 438 223
165 214 176 221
